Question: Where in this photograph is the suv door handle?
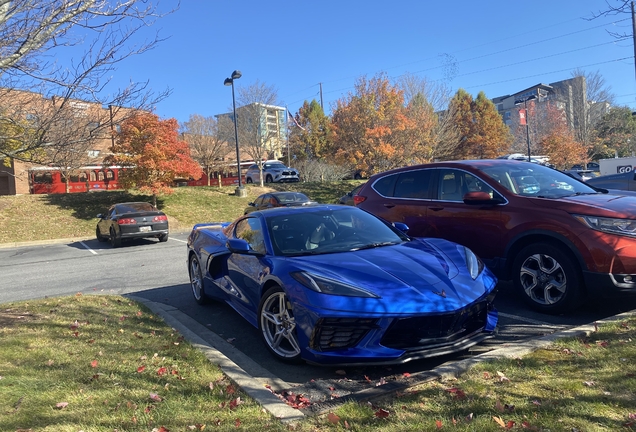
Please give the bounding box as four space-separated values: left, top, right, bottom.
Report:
383 203 395 208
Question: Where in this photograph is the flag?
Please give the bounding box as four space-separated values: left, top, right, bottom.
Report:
519 109 527 126
287 109 306 131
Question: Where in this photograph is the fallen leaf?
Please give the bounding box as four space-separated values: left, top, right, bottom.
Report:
497 371 510 382
493 416 506 427
495 399 505 412
91 360 98 368
55 402 69 409
229 397 242 410
234 419 241 427
149 393 162 402
435 419 443 429
327 412 340 424
403 372 411 378
583 381 595 387
137 366 146 373
375 408 389 418
157 367 168 376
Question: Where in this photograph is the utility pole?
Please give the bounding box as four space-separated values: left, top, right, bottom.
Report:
632 1 636 80
319 82 324 112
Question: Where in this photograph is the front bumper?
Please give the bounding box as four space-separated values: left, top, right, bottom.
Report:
583 270 636 297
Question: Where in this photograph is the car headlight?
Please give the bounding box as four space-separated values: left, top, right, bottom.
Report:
575 215 636 237
290 271 380 298
460 246 484 280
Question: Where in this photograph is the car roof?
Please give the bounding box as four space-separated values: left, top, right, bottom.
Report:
367 159 538 178
249 203 347 217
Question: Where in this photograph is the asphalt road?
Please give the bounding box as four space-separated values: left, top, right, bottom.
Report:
3 233 636 394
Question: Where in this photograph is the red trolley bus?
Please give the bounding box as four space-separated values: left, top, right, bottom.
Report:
29 166 121 194
29 161 253 194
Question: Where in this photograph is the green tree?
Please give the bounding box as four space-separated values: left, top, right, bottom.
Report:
288 100 333 161
593 106 636 159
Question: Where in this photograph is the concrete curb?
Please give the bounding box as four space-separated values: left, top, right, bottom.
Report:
128 294 636 420
128 296 305 423
0 230 193 249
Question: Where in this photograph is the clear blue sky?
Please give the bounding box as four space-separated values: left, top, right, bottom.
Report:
104 0 636 125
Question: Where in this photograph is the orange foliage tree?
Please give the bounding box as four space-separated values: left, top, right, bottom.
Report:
537 103 587 169
106 113 202 206
331 73 430 175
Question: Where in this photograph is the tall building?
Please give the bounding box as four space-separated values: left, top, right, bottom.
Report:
216 103 288 160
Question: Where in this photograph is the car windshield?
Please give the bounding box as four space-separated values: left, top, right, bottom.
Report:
480 163 600 198
274 192 309 203
265 207 408 256
117 202 154 213
264 162 286 170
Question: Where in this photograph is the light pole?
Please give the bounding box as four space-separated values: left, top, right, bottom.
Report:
515 95 537 162
224 70 245 197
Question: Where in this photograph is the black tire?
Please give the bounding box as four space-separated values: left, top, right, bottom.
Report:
96 227 107 242
110 228 121 248
265 174 273 183
246 177 253 184
158 233 169 242
189 255 208 305
511 242 583 314
258 286 302 363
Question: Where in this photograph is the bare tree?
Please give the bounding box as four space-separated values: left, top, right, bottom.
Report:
234 80 281 187
181 114 230 186
0 1 174 163
397 72 453 112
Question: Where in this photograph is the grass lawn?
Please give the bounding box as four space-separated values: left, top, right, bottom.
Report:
1 295 635 431
0 181 365 244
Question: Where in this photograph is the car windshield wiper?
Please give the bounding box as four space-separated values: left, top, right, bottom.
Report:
350 241 400 251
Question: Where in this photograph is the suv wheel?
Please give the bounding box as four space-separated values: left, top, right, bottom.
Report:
246 177 253 184
512 242 583 314
265 174 273 183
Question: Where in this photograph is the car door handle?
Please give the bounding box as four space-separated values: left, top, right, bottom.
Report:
383 203 395 208
429 206 444 211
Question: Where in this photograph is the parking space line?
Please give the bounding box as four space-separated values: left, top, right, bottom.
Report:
498 312 556 326
170 238 187 243
79 241 98 255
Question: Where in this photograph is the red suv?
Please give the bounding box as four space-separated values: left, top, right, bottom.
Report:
356 159 636 314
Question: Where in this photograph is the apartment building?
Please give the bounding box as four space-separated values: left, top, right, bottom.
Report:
216 103 288 160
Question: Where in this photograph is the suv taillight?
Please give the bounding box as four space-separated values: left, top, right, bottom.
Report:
118 218 137 225
153 215 167 222
353 195 366 205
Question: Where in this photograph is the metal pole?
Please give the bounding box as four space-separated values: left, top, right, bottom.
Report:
231 82 242 189
525 100 531 162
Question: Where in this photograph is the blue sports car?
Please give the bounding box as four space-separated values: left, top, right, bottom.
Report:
186 205 498 366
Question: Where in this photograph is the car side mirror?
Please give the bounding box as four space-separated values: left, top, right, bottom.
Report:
248 202 255 206
463 191 503 205
392 222 409 234
96 214 103 219
226 238 263 255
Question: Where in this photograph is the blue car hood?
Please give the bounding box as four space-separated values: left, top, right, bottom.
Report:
289 240 491 313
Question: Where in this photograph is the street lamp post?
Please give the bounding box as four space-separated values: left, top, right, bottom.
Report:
515 95 537 162
224 70 246 197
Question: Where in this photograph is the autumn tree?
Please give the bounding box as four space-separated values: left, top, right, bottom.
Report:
0 1 172 163
538 103 588 169
396 73 460 161
446 89 511 160
106 113 202 207
469 92 513 158
593 106 636 158
181 114 229 186
331 73 421 176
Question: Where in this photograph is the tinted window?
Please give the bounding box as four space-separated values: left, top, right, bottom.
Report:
235 217 266 254
373 173 398 196
393 169 432 199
